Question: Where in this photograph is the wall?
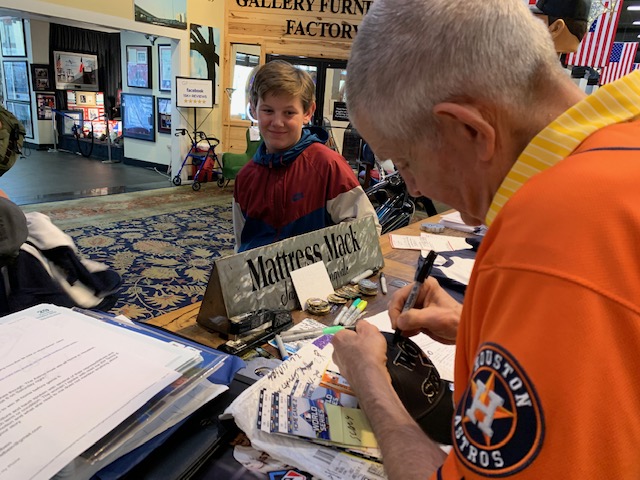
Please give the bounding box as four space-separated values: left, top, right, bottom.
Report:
36 0 133 18
120 31 174 167
222 0 368 152
1 0 226 181
29 20 53 145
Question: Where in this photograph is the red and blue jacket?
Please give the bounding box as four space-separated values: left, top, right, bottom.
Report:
232 127 379 252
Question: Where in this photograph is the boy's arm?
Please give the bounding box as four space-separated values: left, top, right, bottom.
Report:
327 187 382 235
232 199 245 253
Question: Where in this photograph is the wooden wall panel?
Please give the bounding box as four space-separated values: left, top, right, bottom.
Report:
222 0 368 150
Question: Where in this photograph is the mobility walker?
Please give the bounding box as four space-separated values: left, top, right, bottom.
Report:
173 129 222 191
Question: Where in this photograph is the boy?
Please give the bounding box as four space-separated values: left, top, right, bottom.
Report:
232 60 379 252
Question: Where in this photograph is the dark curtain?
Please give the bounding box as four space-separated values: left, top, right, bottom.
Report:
49 24 121 116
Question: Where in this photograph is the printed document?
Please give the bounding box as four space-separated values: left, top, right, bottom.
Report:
0 305 187 480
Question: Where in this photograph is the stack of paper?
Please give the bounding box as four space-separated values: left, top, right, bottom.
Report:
224 341 387 479
0 304 228 480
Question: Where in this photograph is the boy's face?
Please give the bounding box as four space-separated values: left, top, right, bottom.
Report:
254 92 315 154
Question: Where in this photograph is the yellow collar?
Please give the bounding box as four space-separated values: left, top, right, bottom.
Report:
486 70 640 226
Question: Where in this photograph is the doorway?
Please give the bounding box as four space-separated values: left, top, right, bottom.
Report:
266 54 349 154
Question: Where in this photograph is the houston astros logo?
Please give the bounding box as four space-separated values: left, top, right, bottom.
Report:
454 343 544 476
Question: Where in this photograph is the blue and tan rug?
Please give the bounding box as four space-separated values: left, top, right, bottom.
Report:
21 184 236 321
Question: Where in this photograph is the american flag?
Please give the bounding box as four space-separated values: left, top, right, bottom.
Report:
599 42 640 84
566 0 624 68
633 63 640 71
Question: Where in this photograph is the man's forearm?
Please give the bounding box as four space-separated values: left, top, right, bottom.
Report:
355 365 448 480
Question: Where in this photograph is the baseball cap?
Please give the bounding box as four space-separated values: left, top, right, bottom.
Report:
0 197 27 260
383 332 454 445
530 0 592 22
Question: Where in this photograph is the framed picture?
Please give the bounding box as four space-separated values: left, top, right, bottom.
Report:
6 101 33 139
3 61 30 102
122 92 155 142
157 97 171 134
0 19 26 57
127 45 152 89
134 0 186 30
54 51 99 91
36 93 56 120
31 64 52 92
59 110 84 136
158 44 172 92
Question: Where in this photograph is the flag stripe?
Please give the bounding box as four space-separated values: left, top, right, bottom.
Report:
600 42 640 85
566 0 623 67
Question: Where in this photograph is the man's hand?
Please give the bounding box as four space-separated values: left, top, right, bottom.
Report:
389 277 462 344
331 320 391 390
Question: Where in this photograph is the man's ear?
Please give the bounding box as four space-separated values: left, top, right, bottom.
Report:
304 101 316 124
548 18 567 40
432 102 496 163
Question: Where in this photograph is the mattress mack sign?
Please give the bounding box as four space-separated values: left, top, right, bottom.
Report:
205 216 383 318
233 0 373 39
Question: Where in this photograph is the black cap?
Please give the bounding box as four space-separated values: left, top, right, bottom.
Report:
383 332 454 445
530 0 592 22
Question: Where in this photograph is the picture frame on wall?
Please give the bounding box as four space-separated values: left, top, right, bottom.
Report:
127 45 152 89
6 101 33 139
3 61 30 102
157 97 171 134
0 18 26 57
59 110 84 136
36 93 56 120
31 64 52 92
54 51 99 91
122 92 155 142
158 44 172 92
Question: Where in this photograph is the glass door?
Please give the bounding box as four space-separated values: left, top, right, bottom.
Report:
266 55 348 153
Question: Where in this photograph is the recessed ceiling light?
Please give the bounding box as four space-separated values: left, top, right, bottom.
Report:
634 20 640 25
628 5 640 10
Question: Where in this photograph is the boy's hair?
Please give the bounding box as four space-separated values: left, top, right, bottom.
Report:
249 60 316 112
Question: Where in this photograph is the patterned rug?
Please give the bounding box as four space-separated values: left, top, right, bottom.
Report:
21 184 236 321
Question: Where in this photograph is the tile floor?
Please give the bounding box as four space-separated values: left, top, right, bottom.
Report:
0 147 172 205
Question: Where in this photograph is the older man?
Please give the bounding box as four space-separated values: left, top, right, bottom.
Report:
332 0 640 478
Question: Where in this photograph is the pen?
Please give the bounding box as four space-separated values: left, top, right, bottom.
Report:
393 250 438 344
332 303 350 326
339 298 361 325
279 325 356 342
274 334 289 360
379 272 387 295
344 300 367 326
350 269 374 284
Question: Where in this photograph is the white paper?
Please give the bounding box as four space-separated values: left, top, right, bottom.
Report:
389 233 472 252
54 381 229 480
289 261 335 310
0 305 185 480
365 311 456 382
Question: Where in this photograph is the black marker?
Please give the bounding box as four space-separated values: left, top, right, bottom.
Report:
393 250 438 344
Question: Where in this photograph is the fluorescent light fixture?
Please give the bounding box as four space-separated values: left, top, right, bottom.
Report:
627 5 640 10
634 20 640 24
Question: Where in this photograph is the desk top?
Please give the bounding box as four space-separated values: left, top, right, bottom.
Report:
146 213 466 349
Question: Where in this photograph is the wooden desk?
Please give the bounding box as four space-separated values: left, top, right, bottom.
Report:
147 213 466 350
